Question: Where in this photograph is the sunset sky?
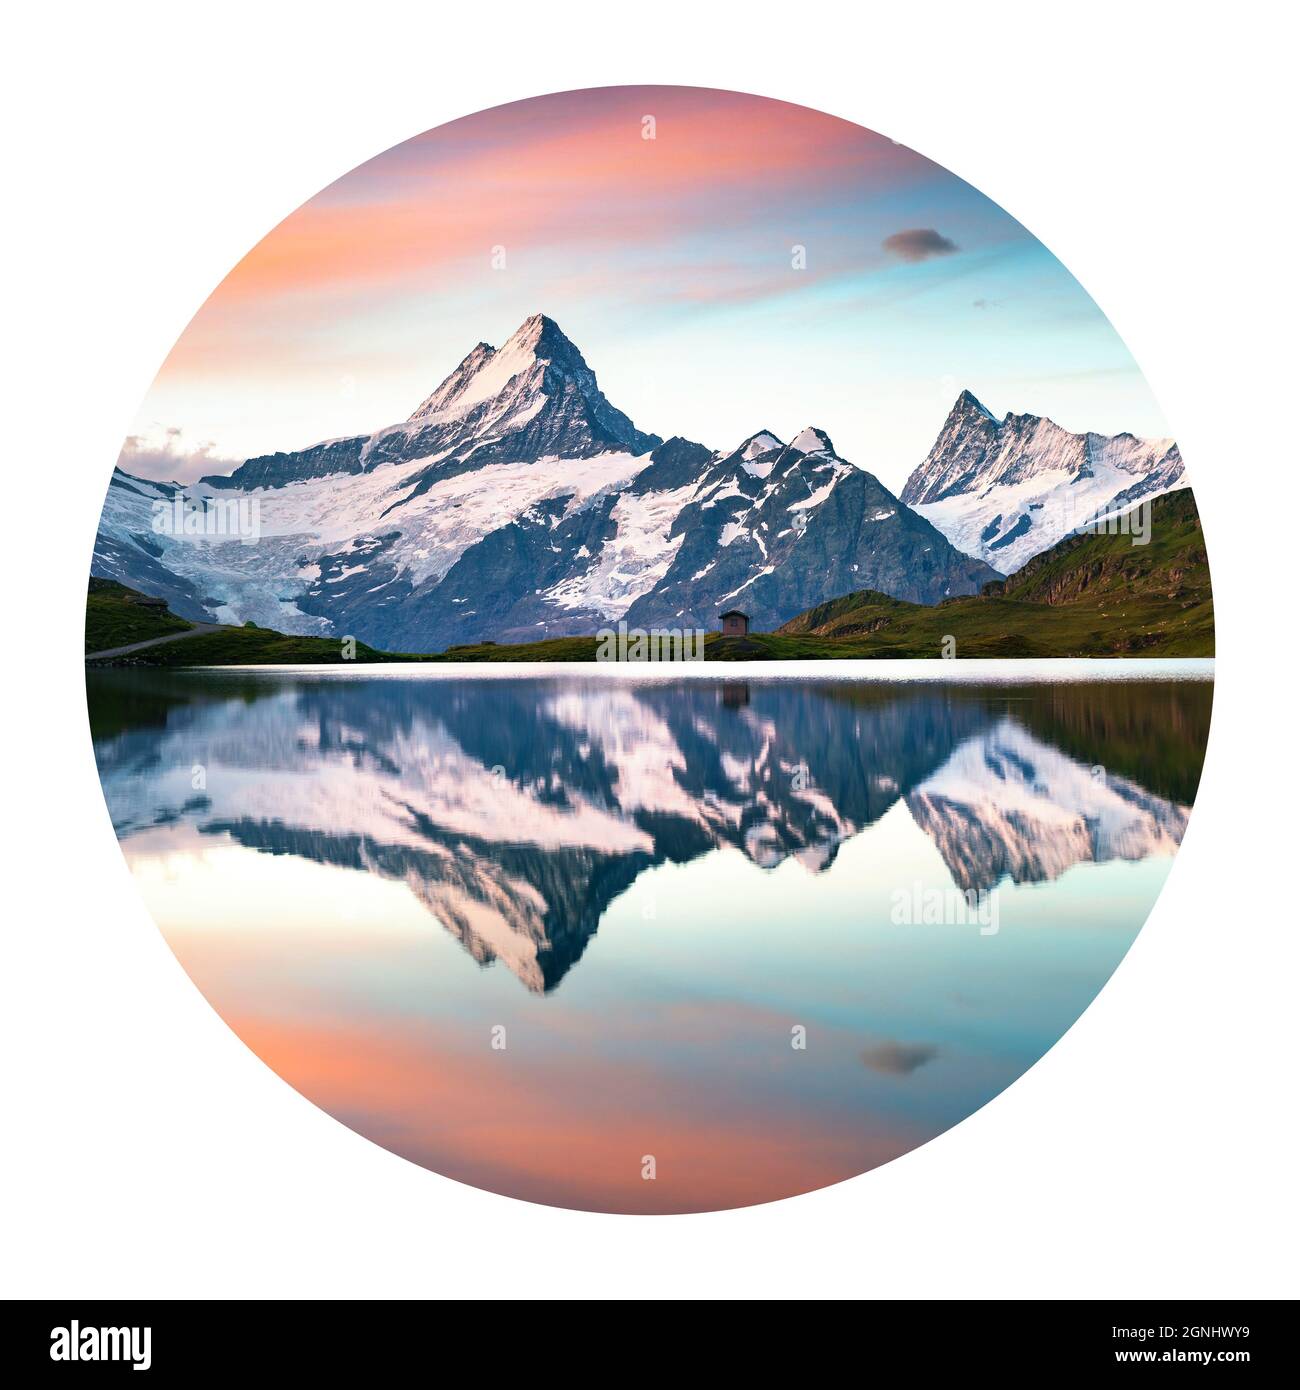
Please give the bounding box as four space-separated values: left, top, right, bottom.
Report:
123 85 1169 491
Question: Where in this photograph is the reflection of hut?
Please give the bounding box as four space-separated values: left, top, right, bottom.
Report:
720 609 750 636
720 682 751 710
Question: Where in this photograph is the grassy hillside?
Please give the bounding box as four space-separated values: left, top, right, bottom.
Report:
430 637 605 661
105 625 402 665
997 487 1210 607
771 490 1213 659
85 577 194 653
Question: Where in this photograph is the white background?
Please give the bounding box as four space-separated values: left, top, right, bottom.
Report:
3 0 1296 1300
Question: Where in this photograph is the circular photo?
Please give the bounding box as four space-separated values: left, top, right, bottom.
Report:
87 85 1213 1214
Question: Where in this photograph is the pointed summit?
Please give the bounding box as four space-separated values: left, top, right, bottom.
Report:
492 312 598 382
407 316 532 423
408 341 498 420
952 388 998 424
406 314 549 424
900 391 1004 506
789 426 835 455
738 430 784 461
401 312 659 458
508 312 571 353
409 313 626 427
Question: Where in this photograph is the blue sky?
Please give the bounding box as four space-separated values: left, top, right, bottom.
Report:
122 85 1169 491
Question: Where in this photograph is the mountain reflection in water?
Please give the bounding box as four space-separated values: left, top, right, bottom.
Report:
88 666 1211 1212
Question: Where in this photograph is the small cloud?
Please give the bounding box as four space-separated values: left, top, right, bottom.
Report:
860 1041 940 1077
882 228 960 263
118 427 242 484
972 297 998 310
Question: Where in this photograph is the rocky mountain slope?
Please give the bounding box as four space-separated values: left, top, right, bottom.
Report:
991 487 1209 606
901 389 1186 573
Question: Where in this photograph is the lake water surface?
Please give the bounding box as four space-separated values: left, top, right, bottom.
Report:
87 661 1212 1213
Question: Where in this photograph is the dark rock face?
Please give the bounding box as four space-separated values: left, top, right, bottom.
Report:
621 434 999 633
901 389 1004 505
205 435 369 491
988 513 1032 552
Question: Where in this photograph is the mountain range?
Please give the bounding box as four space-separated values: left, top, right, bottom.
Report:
93 313 1189 651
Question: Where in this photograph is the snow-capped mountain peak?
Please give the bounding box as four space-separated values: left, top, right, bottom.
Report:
404 340 498 420
953 387 999 425
789 425 835 455
407 312 613 427
200 313 660 494
900 390 1186 573
740 430 784 461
